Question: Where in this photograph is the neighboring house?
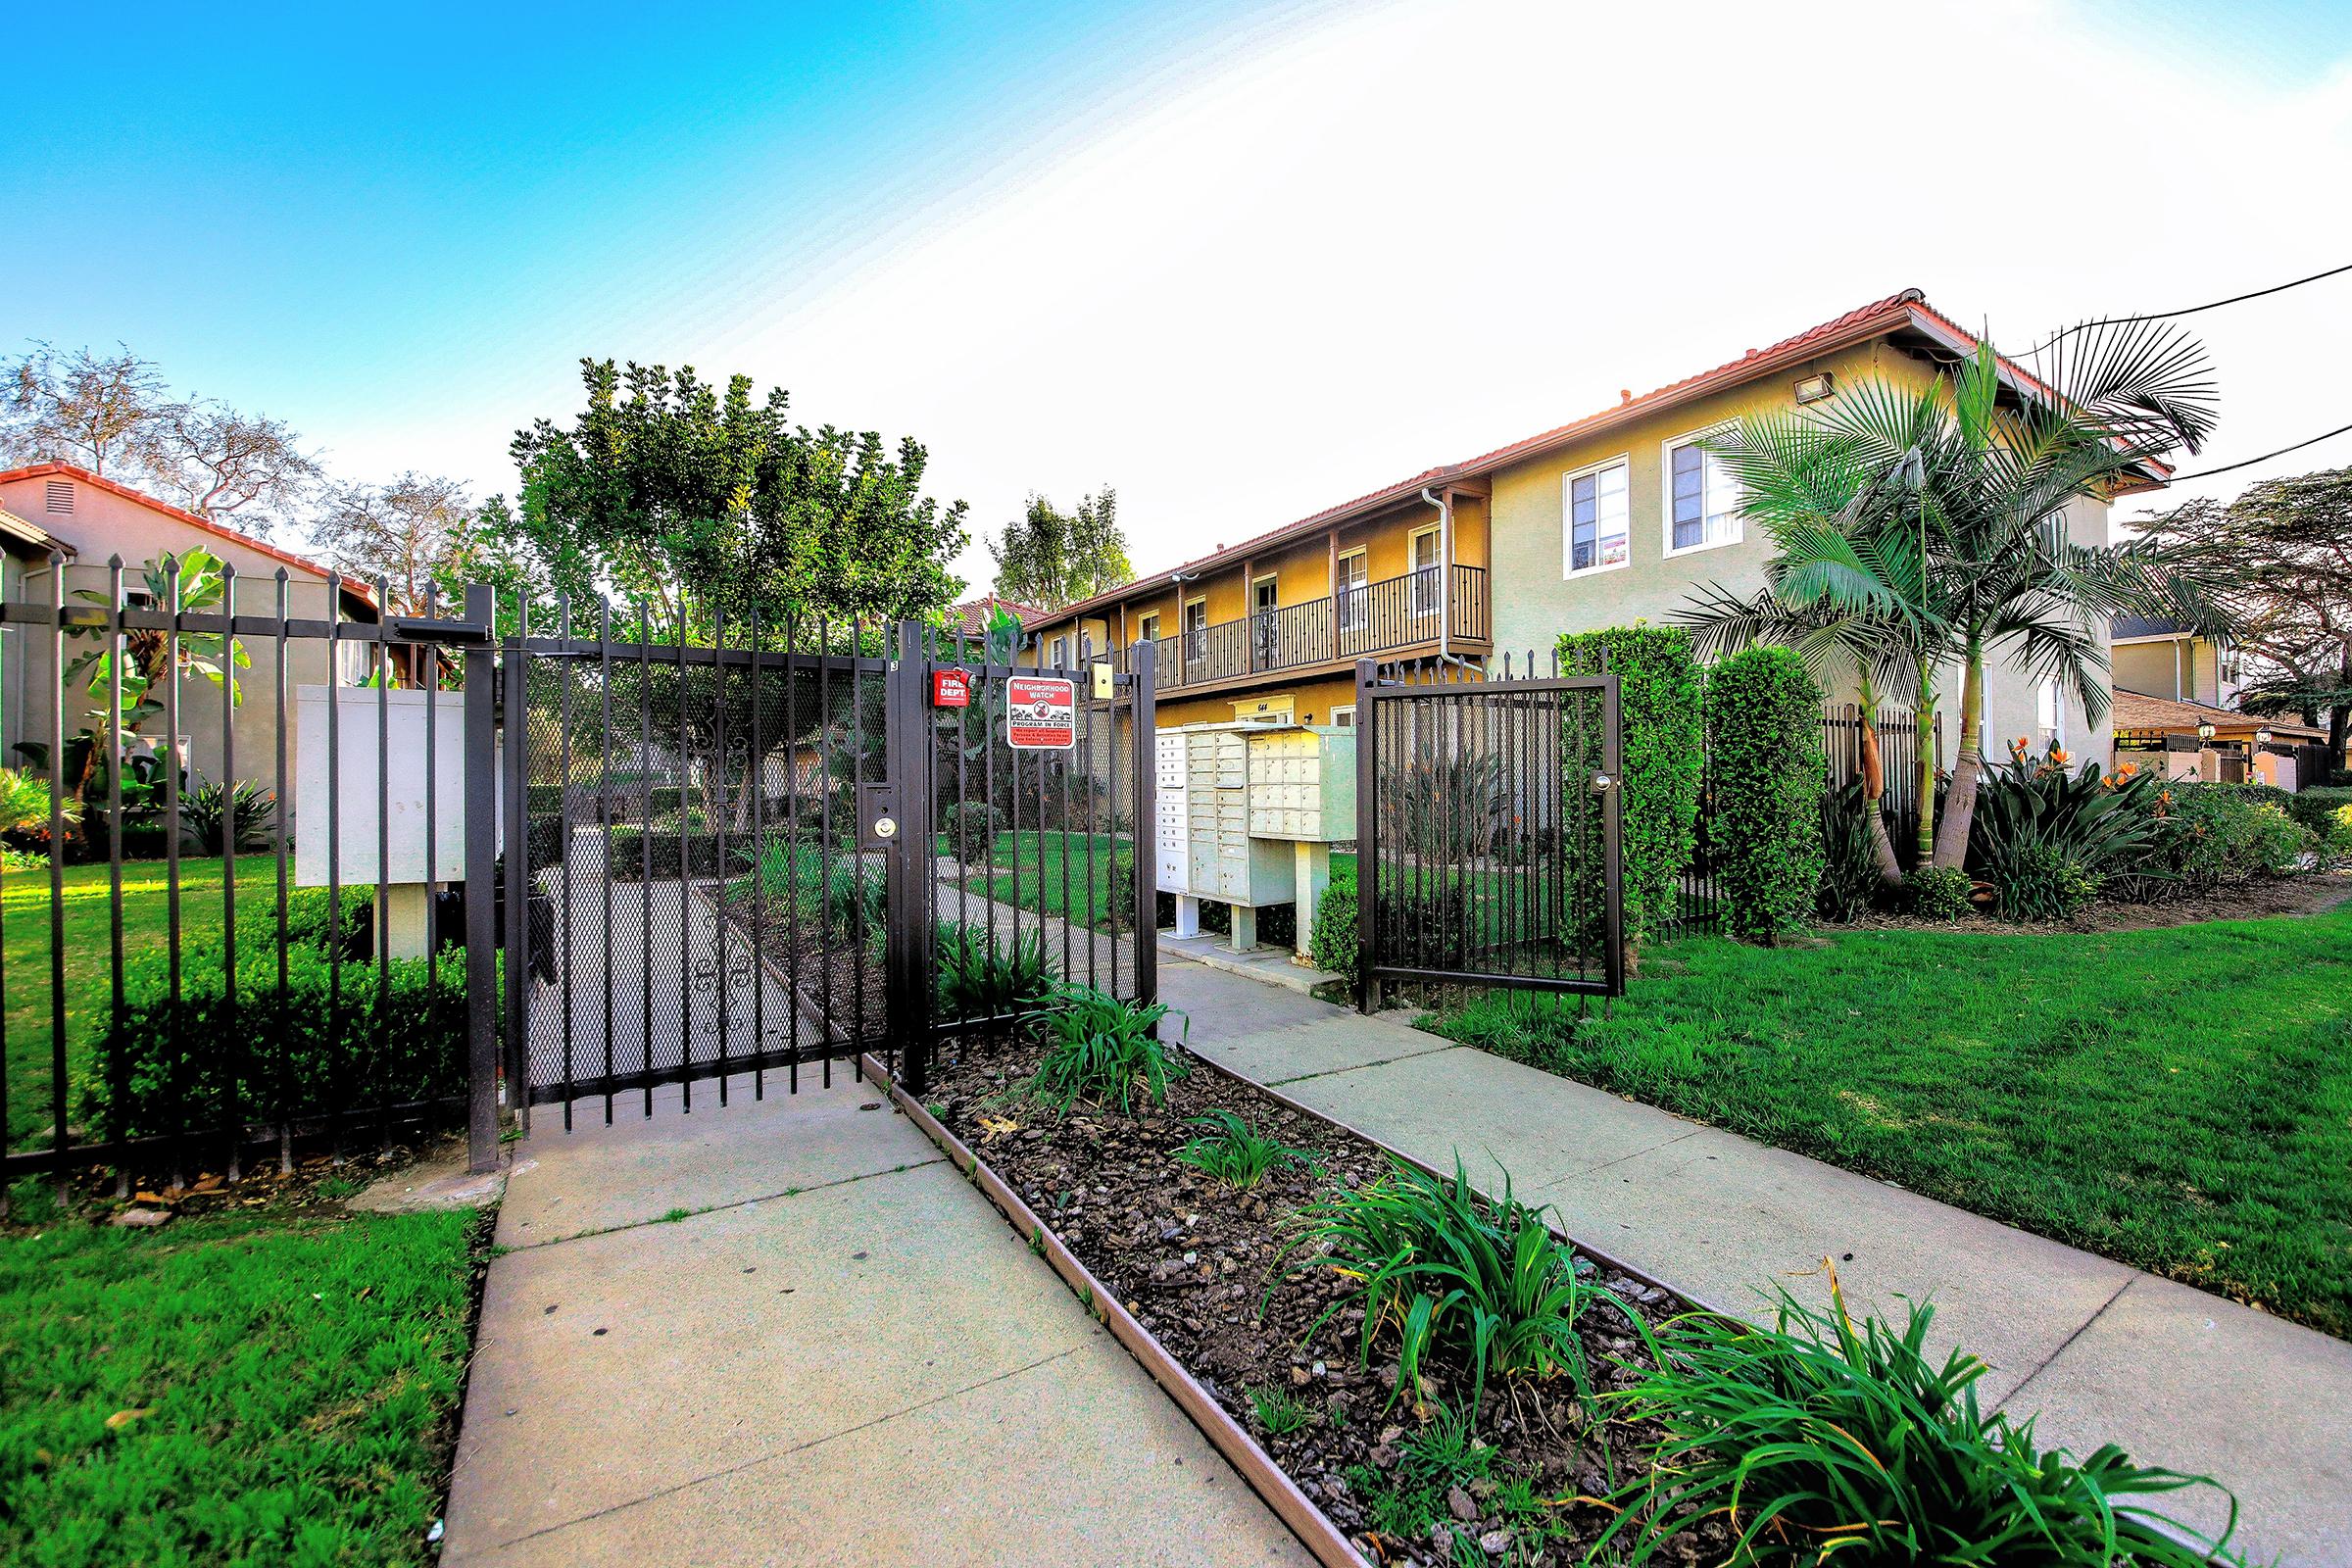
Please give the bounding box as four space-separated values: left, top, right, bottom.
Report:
2111 689 2328 789
0 463 382 819
1024 289 2167 765
2111 614 2243 709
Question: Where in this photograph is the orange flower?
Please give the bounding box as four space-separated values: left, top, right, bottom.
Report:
2050 747 2070 766
2115 760 2138 778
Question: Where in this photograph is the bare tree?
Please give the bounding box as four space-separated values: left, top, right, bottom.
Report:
142 399 322 536
1 342 170 475
312 472 475 613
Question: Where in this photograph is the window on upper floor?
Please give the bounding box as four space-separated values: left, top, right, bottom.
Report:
1050 634 1068 667
1664 429 1742 555
1138 612 1160 645
1564 458 1631 576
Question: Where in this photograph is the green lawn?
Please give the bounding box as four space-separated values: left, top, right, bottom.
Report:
4 858 286 1152
937 830 1131 927
1428 906 2352 1338
0 1202 479 1566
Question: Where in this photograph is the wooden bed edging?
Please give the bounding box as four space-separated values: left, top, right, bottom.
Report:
857 1050 1373 1568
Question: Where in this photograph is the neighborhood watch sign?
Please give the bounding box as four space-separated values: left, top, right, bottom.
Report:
1004 675 1076 750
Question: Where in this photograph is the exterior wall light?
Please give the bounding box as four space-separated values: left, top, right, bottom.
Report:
2254 728 2273 745
2195 722 2216 741
1793 371 1836 404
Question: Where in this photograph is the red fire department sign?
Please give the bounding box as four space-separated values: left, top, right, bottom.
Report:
1005 675 1077 750
932 668 971 708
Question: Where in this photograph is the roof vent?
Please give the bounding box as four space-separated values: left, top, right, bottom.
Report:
44 479 73 514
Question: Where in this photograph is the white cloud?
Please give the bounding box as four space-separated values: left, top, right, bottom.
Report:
328 0 2352 583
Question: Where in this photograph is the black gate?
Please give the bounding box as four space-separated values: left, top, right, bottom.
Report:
1352 656 1623 1006
503 611 1157 1127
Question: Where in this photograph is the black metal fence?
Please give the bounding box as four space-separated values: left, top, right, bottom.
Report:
1 562 1159 1197
0 557 496 1193
1663 703 1938 939
1353 654 1624 1006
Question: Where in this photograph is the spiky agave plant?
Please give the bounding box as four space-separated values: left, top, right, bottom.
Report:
1592 1264 2242 1566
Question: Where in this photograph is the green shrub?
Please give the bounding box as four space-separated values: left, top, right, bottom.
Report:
1023 982 1186 1115
1969 745 2163 918
284 883 375 956
2320 801 2352 863
2119 782 2317 896
725 836 885 939
2286 784 2352 838
0 765 80 838
1906 864 1975 920
606 825 724 882
1991 843 2098 921
1307 867 1361 979
936 923 1056 1020
1595 1276 2240 1567
941 801 1006 860
1287 1155 1628 1411
89 943 468 1142
1174 1109 1313 1189
178 778 277 855
1704 647 1824 941
1816 780 1883 922
1557 624 1703 950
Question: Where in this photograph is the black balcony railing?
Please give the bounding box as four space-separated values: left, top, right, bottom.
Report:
1145 564 1488 691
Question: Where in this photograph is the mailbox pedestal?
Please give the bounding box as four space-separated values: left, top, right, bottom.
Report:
295 686 482 957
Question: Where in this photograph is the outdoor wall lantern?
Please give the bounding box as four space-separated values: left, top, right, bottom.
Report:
2254 728 2273 746
2196 722 2216 741
1793 371 1836 404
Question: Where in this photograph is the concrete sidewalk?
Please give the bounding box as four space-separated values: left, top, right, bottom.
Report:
441 1067 1310 1567
1160 960 2352 1567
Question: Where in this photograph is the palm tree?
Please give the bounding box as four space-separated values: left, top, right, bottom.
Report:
1687 318 2232 872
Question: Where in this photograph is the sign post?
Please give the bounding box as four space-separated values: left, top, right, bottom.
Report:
1005 675 1077 750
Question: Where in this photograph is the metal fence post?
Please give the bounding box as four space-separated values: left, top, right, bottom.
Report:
1131 639 1157 1017
463 583 502 1173
1353 658 1377 1014
887 621 935 1095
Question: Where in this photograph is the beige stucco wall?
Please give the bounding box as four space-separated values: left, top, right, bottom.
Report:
1 472 367 832
1485 341 2118 768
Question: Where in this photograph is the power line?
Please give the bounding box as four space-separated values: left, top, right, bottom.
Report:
2166 420 2352 482
2023 259 2352 354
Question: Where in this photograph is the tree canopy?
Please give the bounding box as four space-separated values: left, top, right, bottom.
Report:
987 487 1130 610
507 358 968 640
2138 466 2352 755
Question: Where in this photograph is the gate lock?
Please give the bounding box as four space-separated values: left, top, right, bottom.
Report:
1590 771 1617 796
858 782 902 850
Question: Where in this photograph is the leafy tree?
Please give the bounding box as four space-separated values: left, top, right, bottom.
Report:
1689 321 2231 870
987 487 1130 610
2137 466 2352 758
509 358 967 640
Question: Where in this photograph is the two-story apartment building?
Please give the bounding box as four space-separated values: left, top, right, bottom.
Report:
1024 290 2167 765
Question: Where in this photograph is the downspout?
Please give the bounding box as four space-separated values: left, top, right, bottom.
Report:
1420 485 1453 665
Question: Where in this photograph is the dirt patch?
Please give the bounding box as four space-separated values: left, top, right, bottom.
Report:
926 1034 1719 1568
1847 871 2352 936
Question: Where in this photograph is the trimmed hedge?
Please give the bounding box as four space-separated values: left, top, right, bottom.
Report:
2287 784 2352 837
606 826 727 881
1705 647 1825 942
1557 624 1703 950
1307 866 1360 981
89 943 468 1142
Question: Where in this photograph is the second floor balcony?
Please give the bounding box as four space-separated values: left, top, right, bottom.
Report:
1143 564 1489 692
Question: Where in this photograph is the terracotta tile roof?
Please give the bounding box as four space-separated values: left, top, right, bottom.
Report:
2112 688 2325 739
0 462 375 611
947 594 1043 635
1038 288 2175 626
0 505 74 557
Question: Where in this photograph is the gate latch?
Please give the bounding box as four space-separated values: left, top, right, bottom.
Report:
858 781 902 849
1590 771 1616 796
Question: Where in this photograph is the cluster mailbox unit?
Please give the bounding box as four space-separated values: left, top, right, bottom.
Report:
1152 720 1356 959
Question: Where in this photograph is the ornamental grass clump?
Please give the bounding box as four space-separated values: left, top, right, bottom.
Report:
1593 1266 2242 1567
935 923 1056 1022
1022 982 1186 1115
1174 1109 1313 1189
1286 1155 1629 1411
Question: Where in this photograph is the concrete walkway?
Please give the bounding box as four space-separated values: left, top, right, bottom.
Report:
442 1067 1311 1567
1159 961 2352 1568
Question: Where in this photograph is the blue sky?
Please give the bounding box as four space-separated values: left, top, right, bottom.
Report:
11 0 2352 588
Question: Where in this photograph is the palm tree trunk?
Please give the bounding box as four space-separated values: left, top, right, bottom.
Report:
1932 643 1984 869
1856 679 1902 886
1913 663 1937 868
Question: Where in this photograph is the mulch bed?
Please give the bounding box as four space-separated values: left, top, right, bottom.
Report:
924 1033 1722 1568
1847 870 2351 936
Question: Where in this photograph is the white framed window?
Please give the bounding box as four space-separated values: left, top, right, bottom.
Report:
1662 426 1742 556
1138 611 1160 645
2037 679 2064 747
1049 634 1068 668
1182 596 1207 662
1335 548 1368 630
1563 456 1631 576
1408 525 1441 617
1330 704 1355 728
